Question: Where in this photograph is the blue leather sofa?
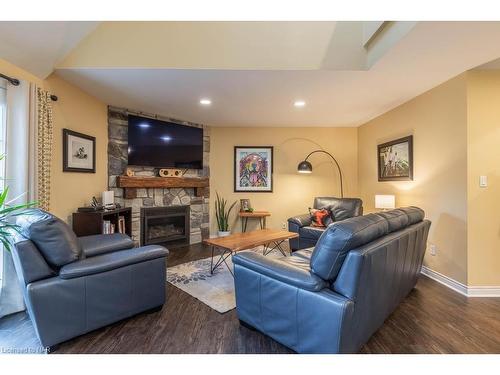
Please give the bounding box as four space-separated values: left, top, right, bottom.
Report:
10 209 169 350
234 207 430 353
288 197 363 251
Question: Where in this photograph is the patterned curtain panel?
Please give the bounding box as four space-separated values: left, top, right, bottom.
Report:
36 88 54 211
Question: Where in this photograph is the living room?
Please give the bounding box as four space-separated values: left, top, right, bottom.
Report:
1 1 500 372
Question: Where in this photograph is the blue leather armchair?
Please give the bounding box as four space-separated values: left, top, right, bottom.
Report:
10 209 168 350
234 207 430 353
288 197 363 251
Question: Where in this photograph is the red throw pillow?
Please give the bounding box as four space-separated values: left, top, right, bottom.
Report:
309 208 331 228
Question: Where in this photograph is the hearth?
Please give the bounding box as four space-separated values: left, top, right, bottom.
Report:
141 206 190 247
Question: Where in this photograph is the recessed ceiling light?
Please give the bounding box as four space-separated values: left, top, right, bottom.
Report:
294 100 306 108
161 136 172 142
138 123 150 128
200 99 212 106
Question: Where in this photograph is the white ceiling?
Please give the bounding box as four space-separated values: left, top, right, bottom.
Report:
474 56 500 70
3 21 500 127
55 22 500 127
0 21 99 78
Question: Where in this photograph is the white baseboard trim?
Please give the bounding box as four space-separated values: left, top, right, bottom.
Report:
466 286 500 297
421 266 468 296
421 266 500 297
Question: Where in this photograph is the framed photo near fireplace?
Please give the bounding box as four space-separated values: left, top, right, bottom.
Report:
234 146 273 192
378 135 413 181
63 129 96 173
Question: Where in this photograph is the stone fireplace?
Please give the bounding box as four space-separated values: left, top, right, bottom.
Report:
107 106 210 245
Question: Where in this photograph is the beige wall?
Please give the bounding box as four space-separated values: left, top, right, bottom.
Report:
466 70 500 286
44 74 108 221
0 58 108 222
210 127 358 235
358 75 468 284
0 57 42 86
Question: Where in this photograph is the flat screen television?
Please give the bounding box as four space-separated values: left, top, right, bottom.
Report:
127 115 203 169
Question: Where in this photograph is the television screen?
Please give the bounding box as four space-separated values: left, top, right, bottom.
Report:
127 115 203 169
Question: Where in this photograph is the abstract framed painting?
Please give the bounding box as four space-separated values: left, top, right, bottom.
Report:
63 128 96 173
234 146 273 192
377 135 413 181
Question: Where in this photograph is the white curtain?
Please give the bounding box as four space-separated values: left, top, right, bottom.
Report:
0 78 37 318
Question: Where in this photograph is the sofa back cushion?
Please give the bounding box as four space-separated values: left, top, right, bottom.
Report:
310 213 388 281
313 197 363 221
398 206 425 225
375 209 409 232
16 209 82 268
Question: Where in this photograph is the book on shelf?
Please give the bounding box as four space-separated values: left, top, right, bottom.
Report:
102 220 115 234
118 216 126 234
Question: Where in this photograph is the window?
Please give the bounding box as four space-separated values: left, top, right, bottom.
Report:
0 80 6 283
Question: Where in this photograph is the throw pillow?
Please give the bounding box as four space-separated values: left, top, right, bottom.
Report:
309 208 332 228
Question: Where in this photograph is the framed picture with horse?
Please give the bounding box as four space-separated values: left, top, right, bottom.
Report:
378 135 413 181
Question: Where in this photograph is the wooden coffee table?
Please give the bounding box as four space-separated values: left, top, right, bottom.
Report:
203 229 299 276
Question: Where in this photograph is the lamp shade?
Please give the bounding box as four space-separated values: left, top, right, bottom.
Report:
297 160 313 173
375 194 395 210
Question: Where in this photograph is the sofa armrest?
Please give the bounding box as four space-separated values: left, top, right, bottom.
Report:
78 233 135 257
288 213 312 229
59 245 168 279
233 251 326 292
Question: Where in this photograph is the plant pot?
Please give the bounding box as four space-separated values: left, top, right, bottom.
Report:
218 231 231 237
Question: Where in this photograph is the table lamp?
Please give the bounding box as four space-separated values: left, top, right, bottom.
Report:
375 194 395 210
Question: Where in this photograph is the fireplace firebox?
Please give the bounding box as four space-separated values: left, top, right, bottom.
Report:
140 206 190 247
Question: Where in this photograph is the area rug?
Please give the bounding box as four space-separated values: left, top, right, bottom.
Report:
166 246 284 313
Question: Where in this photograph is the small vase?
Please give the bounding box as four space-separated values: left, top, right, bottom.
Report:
218 230 231 237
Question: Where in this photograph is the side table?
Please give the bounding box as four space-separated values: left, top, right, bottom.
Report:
238 211 271 232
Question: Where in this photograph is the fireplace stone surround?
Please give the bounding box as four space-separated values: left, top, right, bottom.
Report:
107 106 210 245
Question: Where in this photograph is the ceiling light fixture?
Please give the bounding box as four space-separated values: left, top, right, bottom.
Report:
161 136 172 142
294 100 306 108
200 99 212 106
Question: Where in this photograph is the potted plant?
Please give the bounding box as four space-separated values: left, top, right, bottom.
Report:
215 192 237 237
0 155 36 251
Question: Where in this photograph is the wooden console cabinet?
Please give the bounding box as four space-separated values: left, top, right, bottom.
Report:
72 207 132 237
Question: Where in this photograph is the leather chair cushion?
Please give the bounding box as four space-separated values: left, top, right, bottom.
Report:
310 213 389 281
398 206 425 225
12 240 56 285
59 245 168 279
299 226 326 241
233 251 327 292
376 209 409 233
16 209 82 268
281 253 313 272
313 197 363 221
79 233 135 257
288 213 313 228
293 248 314 260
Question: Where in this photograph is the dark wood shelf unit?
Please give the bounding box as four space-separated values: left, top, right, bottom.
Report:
117 175 209 199
72 207 132 237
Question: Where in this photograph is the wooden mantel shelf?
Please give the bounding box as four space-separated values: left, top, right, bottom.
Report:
117 176 209 199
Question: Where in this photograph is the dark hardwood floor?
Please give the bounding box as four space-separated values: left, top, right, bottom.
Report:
1 243 500 354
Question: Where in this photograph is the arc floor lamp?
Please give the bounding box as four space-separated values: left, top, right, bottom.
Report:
297 150 344 198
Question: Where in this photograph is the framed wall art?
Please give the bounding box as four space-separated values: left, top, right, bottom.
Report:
377 135 413 181
234 146 273 192
63 128 96 173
